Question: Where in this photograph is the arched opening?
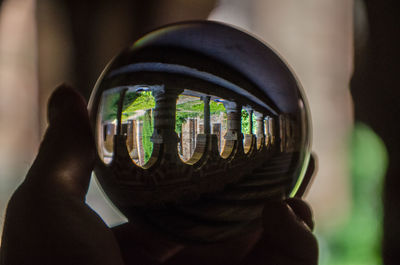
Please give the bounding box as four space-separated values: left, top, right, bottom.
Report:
96 89 120 164
242 108 254 154
121 87 155 167
264 116 275 147
176 93 205 163
210 98 228 155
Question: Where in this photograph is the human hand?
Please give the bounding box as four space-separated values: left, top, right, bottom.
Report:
0 85 318 265
145 157 318 265
0 85 125 265
124 198 317 265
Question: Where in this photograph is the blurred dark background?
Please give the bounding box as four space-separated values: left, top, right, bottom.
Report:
0 0 398 264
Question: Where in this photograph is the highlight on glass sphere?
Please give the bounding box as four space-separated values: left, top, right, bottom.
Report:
88 20 311 243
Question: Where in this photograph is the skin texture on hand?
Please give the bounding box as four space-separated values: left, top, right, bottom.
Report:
0 85 318 265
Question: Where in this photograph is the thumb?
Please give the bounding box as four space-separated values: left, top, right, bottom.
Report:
241 200 318 265
24 84 95 199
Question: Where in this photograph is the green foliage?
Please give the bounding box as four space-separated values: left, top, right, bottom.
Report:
319 122 388 265
252 113 258 134
142 110 154 162
123 92 140 110
102 93 120 121
175 113 190 134
175 99 203 134
175 99 227 134
102 90 155 163
210 101 226 115
104 92 227 134
241 111 258 134
241 109 249 134
122 91 155 120
101 91 155 121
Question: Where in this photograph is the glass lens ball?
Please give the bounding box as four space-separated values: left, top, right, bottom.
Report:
88 21 311 243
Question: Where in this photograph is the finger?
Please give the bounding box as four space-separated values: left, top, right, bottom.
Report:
286 198 314 231
294 152 317 198
241 201 318 265
24 84 95 199
163 229 262 265
112 222 184 265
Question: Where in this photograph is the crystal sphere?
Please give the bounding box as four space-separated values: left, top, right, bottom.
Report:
88 20 311 243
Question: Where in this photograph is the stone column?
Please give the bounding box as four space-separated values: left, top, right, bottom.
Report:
223 101 242 140
126 119 134 152
247 109 254 135
255 112 265 149
114 88 128 159
116 88 127 137
104 123 116 153
202 96 211 134
222 101 243 158
152 86 182 161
